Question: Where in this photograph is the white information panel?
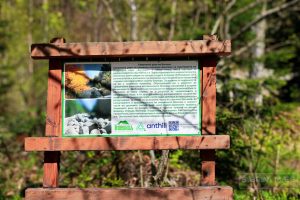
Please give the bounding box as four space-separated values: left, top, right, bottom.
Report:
63 61 201 137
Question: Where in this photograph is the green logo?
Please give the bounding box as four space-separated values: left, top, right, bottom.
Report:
115 120 133 131
136 122 146 131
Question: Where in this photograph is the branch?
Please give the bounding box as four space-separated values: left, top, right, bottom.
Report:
230 38 258 58
138 150 144 187
128 0 138 41
225 0 272 39
211 0 236 35
93 0 104 41
153 150 169 186
103 0 123 42
228 0 268 20
232 0 300 40
153 6 163 40
192 0 201 29
266 41 292 52
168 0 177 40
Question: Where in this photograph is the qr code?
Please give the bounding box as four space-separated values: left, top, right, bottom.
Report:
169 121 179 131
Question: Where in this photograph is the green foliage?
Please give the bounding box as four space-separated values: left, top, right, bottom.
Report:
235 190 300 200
217 101 300 197
169 150 186 170
8 110 44 135
102 178 124 188
65 100 86 117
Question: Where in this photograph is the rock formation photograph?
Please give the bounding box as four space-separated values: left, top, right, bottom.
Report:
64 99 111 135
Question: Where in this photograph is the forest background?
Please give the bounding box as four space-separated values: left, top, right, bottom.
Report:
0 0 299 199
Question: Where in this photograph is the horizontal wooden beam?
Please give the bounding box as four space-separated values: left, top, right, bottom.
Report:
25 186 233 200
25 135 230 151
31 40 231 59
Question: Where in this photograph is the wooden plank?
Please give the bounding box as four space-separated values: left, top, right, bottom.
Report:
45 59 63 136
43 38 65 188
200 57 217 186
45 38 65 136
25 186 233 200
200 150 216 186
25 135 230 151
43 151 60 188
201 57 217 135
203 35 218 41
31 40 231 59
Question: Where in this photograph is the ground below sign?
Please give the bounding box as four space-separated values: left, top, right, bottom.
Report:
63 61 201 137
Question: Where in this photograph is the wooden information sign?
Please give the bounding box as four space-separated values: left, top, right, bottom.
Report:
25 36 233 200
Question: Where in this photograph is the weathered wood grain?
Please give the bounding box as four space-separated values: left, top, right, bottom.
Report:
25 135 230 151
45 38 65 136
45 59 63 137
203 35 218 41
43 151 60 188
200 150 216 186
25 186 233 200
31 40 231 59
200 57 217 186
43 38 64 188
201 58 217 135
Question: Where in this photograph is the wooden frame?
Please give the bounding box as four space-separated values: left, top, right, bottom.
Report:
25 36 232 200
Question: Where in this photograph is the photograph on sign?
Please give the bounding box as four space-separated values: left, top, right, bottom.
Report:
64 99 111 135
63 61 201 137
65 64 111 99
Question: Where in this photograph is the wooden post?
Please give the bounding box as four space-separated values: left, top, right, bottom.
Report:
200 56 217 186
43 151 60 187
200 149 216 185
43 37 65 188
45 38 65 136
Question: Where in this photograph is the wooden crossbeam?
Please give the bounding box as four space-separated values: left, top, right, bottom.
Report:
31 40 231 59
25 186 233 200
25 135 230 151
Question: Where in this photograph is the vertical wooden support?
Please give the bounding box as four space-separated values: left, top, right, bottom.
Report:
43 151 60 187
45 59 63 136
43 37 65 188
200 150 216 186
200 57 217 186
201 57 217 135
45 38 65 136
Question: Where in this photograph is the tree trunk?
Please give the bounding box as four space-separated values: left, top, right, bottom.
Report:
168 0 177 40
250 1 267 106
42 0 49 41
129 0 137 41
